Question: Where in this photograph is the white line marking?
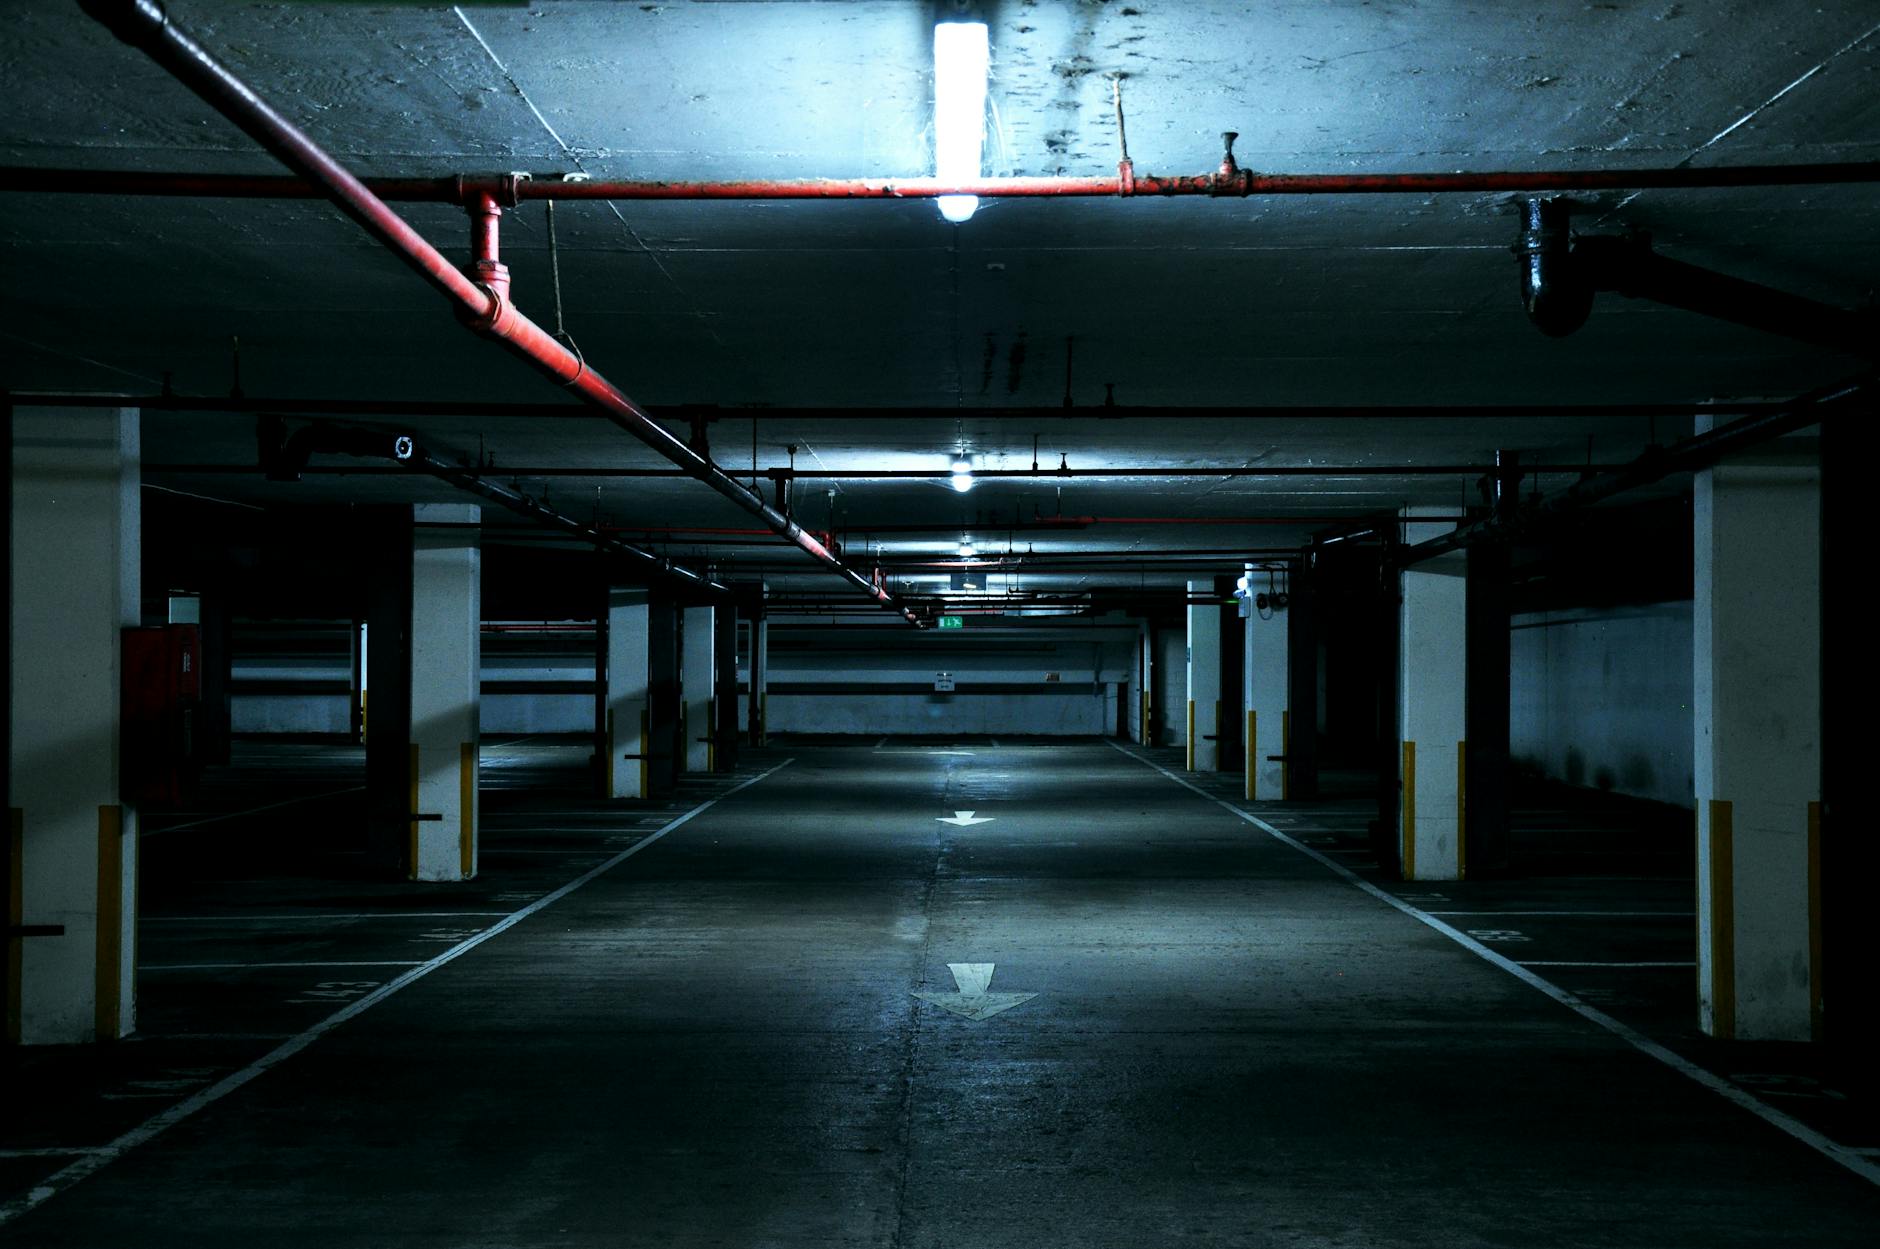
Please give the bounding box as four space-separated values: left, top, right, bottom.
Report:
0 757 795 1226
1106 741 1880 1189
1425 911 1695 918
143 787 365 837
1518 961 1696 969
143 913 509 923
140 961 426 971
0 1149 111 1159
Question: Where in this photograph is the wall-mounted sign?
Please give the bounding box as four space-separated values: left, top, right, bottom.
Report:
934 673 956 692
938 615 965 629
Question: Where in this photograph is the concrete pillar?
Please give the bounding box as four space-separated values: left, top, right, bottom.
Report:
1695 434 1821 1041
198 591 232 765
1185 579 1221 771
409 505 480 882
364 505 480 882
1398 515 1466 881
1128 620 1143 741
604 589 651 799
1465 541 1513 875
1286 558 1320 800
748 610 768 746
714 606 738 772
647 597 680 795
8 405 139 1043
681 605 715 773
1243 578 1290 801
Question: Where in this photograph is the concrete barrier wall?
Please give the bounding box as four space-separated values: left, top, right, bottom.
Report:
1510 601 1694 807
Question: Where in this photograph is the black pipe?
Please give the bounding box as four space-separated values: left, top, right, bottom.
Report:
1401 373 1870 565
1517 196 1875 355
410 448 729 599
13 392 1793 424
1514 198 1592 337
1581 235 1875 357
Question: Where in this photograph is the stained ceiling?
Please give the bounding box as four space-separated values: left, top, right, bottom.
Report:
1 1 1873 608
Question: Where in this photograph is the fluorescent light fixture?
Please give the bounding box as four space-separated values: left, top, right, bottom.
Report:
950 455 975 492
934 21 989 223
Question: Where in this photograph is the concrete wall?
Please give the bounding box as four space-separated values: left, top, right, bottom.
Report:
758 626 1135 737
231 626 594 736
1155 628 1186 747
1510 601 1694 807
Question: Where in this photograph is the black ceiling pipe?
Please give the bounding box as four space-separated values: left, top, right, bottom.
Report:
257 417 725 596
1516 195 1874 356
1575 233 1875 357
410 448 730 600
1400 373 1868 566
16 392 1798 425
1514 197 1593 338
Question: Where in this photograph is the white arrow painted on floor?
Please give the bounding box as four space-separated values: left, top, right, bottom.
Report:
911 962 1037 1021
936 810 994 826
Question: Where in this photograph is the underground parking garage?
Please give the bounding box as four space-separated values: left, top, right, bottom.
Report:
1 0 1876 1244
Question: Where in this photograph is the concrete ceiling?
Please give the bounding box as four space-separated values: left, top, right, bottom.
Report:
2 1 1873 606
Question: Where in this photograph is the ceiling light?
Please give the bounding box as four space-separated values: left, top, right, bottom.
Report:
959 537 976 557
933 21 989 224
950 455 975 493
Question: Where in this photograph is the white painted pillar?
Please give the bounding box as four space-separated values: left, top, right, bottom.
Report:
1695 433 1821 1041
681 605 716 773
1398 513 1465 882
9 406 139 1043
1185 579 1221 771
605 589 651 799
749 614 769 746
1243 591 1290 801
409 504 480 882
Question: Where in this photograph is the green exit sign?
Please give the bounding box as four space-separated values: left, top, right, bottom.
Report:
937 615 965 629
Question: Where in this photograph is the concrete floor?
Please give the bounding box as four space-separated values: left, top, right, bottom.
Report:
4 741 1878 1246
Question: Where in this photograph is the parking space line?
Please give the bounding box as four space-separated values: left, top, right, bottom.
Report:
0 757 795 1228
1426 910 1694 918
143 787 366 837
142 961 427 971
1518 960 1696 968
144 912 508 923
1110 741 1880 1190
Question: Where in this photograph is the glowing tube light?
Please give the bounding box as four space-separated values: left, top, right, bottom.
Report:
934 21 989 223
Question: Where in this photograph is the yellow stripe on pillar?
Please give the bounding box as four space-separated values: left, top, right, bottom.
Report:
95 805 123 1041
1245 709 1257 801
7 808 21 1045
407 742 421 881
1401 741 1417 881
1708 798 1736 1041
1807 799 1823 1041
459 742 476 880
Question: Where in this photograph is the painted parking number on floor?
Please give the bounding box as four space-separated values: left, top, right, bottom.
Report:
286 980 381 1005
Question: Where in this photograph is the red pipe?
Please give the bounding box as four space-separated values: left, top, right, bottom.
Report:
80 0 919 626
6 162 1879 202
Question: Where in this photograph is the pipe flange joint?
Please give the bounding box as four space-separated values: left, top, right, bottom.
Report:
461 282 518 338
